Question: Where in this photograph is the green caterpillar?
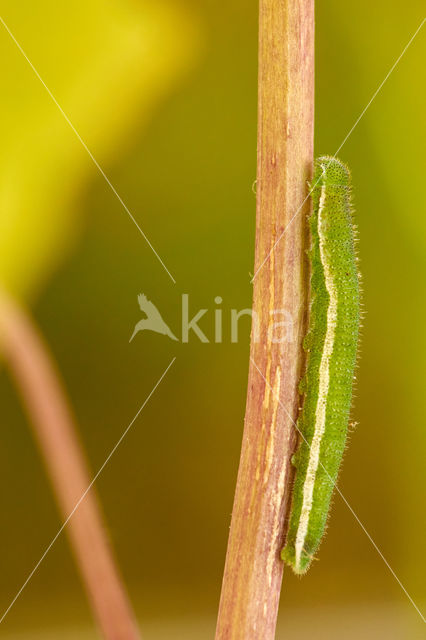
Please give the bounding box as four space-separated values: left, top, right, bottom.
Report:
282 156 360 574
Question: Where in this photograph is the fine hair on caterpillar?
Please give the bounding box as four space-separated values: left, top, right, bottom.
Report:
282 156 361 575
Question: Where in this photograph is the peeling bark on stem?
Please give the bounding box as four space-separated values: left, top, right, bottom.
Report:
215 1 314 638
0 291 140 640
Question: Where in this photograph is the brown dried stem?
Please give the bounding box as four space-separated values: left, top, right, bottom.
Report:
0 290 140 640
215 1 314 638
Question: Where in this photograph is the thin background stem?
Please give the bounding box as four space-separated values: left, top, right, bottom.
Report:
0 290 140 640
215 1 314 638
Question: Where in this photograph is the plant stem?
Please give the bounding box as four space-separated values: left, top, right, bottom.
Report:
215 1 314 638
0 290 141 640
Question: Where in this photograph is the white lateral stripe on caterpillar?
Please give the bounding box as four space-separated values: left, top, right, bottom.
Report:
294 181 339 570
282 156 359 575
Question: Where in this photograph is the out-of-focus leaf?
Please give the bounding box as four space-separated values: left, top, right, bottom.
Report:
0 0 199 299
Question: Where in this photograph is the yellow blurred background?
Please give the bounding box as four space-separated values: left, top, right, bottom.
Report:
0 0 424 638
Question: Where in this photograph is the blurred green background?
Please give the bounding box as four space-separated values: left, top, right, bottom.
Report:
0 0 425 638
